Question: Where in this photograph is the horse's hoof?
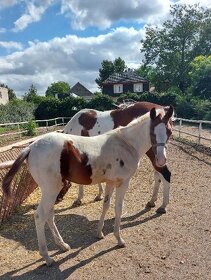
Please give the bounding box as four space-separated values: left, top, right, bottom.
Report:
45 257 54 267
60 243 70 252
72 200 82 207
55 198 63 204
156 207 166 214
146 201 155 208
94 195 103 201
118 242 126 248
97 232 105 239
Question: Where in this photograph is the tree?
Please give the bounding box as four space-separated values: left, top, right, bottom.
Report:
188 55 211 100
95 57 126 89
23 84 38 102
0 84 16 100
45 81 70 98
135 65 156 86
141 4 211 92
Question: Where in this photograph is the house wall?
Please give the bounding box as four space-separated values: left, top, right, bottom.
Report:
0 87 9 105
103 82 149 97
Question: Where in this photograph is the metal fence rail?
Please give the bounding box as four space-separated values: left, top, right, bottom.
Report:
174 118 211 144
0 117 71 139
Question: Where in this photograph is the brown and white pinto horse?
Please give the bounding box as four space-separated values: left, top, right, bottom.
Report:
58 101 173 207
3 106 173 266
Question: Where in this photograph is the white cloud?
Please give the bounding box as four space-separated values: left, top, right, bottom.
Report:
13 0 55 31
60 0 172 29
0 41 23 50
0 27 145 96
0 27 6 33
0 0 18 9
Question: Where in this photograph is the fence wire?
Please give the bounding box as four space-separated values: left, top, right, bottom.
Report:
0 146 37 225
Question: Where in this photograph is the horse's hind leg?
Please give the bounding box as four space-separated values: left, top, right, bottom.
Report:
35 196 55 266
47 208 70 252
35 183 69 266
94 183 104 201
97 184 114 239
72 185 84 206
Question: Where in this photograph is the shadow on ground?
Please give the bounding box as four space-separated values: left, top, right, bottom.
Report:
0 207 161 279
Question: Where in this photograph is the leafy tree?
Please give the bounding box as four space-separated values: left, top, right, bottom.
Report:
95 57 126 89
87 94 114 111
34 98 60 119
135 65 156 86
23 84 38 102
0 83 16 100
188 55 211 99
0 99 35 123
141 4 211 92
45 81 70 98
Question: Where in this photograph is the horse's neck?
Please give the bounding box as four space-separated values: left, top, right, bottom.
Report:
118 118 151 158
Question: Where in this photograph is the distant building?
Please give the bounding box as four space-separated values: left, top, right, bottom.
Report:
55 82 94 101
0 87 9 105
102 70 149 97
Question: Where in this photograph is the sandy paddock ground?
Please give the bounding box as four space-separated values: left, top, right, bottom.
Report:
0 137 210 280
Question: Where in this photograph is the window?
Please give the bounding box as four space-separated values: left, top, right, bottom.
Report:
114 84 123 94
134 83 143 93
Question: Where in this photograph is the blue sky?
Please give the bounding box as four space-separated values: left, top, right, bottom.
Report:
0 0 210 97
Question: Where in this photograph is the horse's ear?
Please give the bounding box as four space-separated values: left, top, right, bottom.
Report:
150 108 156 120
163 105 174 123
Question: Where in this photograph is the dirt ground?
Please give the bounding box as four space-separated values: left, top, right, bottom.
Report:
0 138 211 280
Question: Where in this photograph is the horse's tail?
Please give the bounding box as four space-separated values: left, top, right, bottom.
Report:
2 147 30 200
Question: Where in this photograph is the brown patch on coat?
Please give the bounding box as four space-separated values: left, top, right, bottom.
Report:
60 140 92 185
110 102 163 129
78 110 97 131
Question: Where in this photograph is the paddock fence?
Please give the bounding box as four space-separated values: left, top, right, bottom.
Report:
0 116 211 225
174 118 211 146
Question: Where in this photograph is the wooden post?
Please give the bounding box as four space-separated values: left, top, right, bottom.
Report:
199 122 202 144
179 119 182 138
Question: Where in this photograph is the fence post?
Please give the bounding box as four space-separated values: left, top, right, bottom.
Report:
199 122 202 144
179 119 182 138
17 123 21 139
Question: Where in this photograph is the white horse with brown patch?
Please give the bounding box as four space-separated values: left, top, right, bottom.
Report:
58 102 173 206
2 106 173 266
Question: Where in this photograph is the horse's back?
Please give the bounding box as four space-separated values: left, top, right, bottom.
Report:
64 109 114 136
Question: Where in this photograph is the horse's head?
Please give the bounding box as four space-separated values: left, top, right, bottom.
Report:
150 105 174 167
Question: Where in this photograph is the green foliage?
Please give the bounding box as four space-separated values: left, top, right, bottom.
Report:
141 4 211 92
34 98 61 119
23 84 38 102
26 119 37 136
95 57 126 89
135 65 156 85
188 55 211 99
87 94 114 111
45 81 70 98
0 99 35 123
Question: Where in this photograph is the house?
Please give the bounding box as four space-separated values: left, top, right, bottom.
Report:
102 70 149 97
0 87 9 105
55 82 94 101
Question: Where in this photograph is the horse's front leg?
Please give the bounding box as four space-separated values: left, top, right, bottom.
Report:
114 180 129 247
97 184 114 239
94 183 104 201
146 166 171 214
157 165 171 214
